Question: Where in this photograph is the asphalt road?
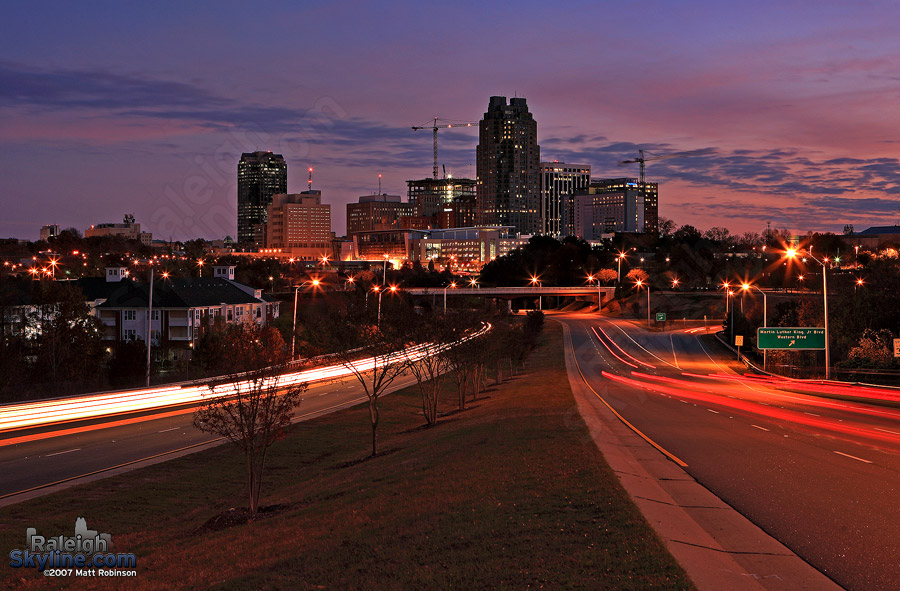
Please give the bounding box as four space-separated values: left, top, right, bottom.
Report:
560 312 900 591
0 372 418 504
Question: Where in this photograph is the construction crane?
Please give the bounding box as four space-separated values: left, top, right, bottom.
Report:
412 117 476 179
619 148 712 185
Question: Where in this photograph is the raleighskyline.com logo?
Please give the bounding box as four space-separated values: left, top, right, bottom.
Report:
8 518 137 577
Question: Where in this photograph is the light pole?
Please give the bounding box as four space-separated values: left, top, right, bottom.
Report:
743 283 767 371
787 249 831 379
617 252 626 284
635 279 650 327
290 279 320 360
146 265 154 388
530 276 542 311
377 285 397 327
443 281 457 313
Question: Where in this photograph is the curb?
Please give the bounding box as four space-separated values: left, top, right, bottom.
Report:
560 322 843 591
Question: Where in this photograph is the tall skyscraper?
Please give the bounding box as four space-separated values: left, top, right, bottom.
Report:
237 151 287 244
476 96 541 235
539 162 591 238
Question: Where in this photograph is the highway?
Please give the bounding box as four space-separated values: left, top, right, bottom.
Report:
0 371 419 506
560 312 900 591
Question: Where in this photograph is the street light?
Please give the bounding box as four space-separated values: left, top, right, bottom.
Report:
378 285 397 326
742 283 768 371
443 281 457 313
530 276 542 311
197 259 204 277
671 277 679 290
616 252 627 284
634 279 651 327
291 279 321 360
787 249 831 379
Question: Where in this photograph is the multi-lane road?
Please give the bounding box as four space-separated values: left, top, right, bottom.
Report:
0 371 419 505
560 313 900 591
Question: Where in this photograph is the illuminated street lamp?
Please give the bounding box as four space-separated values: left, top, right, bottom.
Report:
197 259 204 277
292 279 322 359
742 283 768 371
530 276 542 311
634 279 651 327
443 281 457 313
787 249 831 379
616 252 627 284
671 277 679 290
469 278 478 288
378 285 397 326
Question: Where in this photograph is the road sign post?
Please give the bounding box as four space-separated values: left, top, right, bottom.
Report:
757 327 826 350
735 334 744 360
655 312 666 322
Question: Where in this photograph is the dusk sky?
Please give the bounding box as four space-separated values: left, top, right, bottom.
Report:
2 0 900 241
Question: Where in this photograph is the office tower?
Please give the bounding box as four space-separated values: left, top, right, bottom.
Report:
237 151 287 243
574 178 659 239
476 96 541 235
407 177 477 228
539 162 591 238
264 191 332 259
346 194 417 236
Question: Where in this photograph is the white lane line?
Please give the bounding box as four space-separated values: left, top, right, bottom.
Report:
751 424 769 432
46 448 81 457
875 427 900 435
670 334 680 369
605 321 675 368
803 412 820 417
834 451 872 464
707 409 720 414
158 427 179 433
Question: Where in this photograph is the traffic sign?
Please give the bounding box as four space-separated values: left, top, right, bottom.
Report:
894 338 900 358
655 312 666 322
757 327 825 350
735 335 744 347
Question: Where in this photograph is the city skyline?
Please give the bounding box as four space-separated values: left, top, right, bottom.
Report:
2 1 900 241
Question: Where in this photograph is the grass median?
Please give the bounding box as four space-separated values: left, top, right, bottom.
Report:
1 322 694 590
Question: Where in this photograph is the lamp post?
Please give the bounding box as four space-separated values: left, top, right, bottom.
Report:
743 283 767 371
787 249 830 379
443 281 457 313
377 285 397 327
635 279 650 327
617 253 626 284
146 265 154 388
290 279 320 360
530 276 542 311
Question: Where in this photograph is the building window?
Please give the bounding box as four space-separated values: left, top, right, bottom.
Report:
124 310 136 321
124 329 136 340
151 310 159 321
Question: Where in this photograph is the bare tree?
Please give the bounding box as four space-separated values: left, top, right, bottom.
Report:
404 314 453 425
193 324 305 513
307 309 410 457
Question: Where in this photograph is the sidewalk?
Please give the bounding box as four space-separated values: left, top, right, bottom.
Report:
561 323 844 591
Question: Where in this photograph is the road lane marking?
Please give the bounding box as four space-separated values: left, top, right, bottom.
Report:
670 334 680 369
803 412 820 417
566 325 688 468
46 448 80 457
158 427 179 433
707 409 720 414
875 427 900 435
751 424 769 431
834 451 872 464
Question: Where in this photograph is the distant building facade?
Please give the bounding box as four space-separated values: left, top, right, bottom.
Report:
346 194 417 235
539 162 591 238
237 151 287 244
263 191 331 259
407 177 478 229
39 224 60 242
574 178 659 238
85 222 152 245
476 96 541 235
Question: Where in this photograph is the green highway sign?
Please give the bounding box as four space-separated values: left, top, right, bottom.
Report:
757 327 825 350
655 312 666 322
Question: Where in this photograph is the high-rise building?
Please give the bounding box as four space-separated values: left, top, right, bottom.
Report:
346 194 417 236
539 162 591 238
476 96 541 235
237 151 287 243
407 177 477 229
574 178 659 239
264 191 332 259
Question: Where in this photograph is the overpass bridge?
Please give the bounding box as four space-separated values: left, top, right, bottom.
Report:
403 285 616 307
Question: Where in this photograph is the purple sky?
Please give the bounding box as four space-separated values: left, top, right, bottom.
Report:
2 0 899 241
